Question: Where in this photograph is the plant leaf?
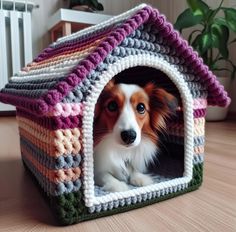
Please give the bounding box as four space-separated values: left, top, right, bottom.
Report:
187 0 209 16
200 33 212 54
223 8 236 32
191 34 209 64
96 3 104 11
90 0 99 7
174 8 203 32
211 23 229 59
214 18 228 27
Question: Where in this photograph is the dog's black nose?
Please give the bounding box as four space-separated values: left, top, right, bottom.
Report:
121 130 137 145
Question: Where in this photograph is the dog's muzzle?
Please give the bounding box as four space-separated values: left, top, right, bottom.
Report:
121 129 137 145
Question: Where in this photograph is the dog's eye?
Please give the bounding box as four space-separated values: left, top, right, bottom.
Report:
107 101 118 112
136 103 146 114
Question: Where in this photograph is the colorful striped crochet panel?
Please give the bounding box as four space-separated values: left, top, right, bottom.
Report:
0 4 230 225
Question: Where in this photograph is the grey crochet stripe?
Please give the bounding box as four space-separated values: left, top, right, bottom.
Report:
89 181 189 214
62 62 108 103
22 154 81 196
1 87 48 98
5 81 57 89
190 89 208 98
2 76 65 97
193 154 204 165
10 76 65 84
20 136 81 170
129 24 179 56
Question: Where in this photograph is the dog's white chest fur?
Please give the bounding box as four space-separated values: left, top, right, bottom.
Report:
94 134 157 192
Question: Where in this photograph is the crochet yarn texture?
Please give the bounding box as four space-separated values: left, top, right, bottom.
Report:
0 4 230 225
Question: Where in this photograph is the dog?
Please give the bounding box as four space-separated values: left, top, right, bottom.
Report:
93 80 177 192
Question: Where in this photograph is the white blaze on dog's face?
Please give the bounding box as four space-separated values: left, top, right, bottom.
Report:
94 81 151 148
113 83 148 147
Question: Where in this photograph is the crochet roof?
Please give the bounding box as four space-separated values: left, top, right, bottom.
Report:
0 4 230 115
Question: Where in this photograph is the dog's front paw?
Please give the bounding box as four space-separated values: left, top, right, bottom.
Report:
103 181 130 192
130 172 153 187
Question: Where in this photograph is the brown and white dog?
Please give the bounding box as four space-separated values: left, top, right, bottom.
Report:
93 80 176 192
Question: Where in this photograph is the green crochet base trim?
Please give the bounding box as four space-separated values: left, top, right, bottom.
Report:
23 161 203 225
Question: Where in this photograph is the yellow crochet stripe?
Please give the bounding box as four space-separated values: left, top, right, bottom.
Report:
21 145 81 183
17 116 81 157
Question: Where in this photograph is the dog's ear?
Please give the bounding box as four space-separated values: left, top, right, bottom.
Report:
144 83 178 130
104 79 115 91
94 79 115 120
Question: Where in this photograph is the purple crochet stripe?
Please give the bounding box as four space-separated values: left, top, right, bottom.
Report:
0 6 230 115
194 109 206 118
17 110 82 130
0 93 48 114
34 27 114 63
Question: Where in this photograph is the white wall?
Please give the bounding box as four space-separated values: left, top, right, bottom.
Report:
31 0 63 56
31 0 236 112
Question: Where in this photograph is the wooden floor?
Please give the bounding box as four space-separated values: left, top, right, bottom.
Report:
0 117 235 232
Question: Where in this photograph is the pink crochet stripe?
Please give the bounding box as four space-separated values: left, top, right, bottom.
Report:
46 103 84 117
193 99 207 110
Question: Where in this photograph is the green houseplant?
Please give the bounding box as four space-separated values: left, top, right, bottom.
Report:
175 0 236 78
174 0 236 120
69 0 104 12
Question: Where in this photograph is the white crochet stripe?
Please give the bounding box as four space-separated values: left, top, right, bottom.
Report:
11 57 85 82
53 4 148 46
82 54 194 208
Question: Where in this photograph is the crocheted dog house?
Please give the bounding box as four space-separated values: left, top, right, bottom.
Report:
0 4 230 225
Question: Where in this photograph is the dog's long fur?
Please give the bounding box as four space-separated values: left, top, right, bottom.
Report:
93 80 176 192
